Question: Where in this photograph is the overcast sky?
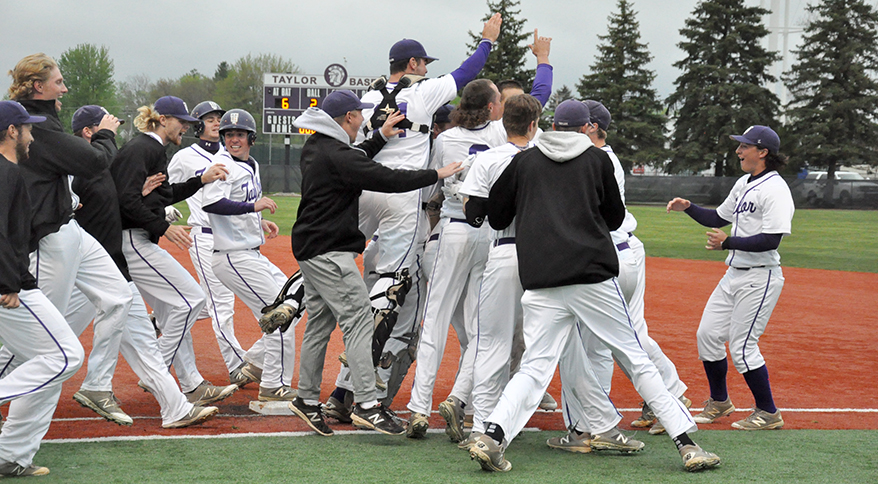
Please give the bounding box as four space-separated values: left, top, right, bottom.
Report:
1 0 810 104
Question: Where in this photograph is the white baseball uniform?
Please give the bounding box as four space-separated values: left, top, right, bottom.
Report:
204 152 296 390
168 143 247 374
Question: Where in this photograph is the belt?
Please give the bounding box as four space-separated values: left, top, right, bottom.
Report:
428 233 440 242
616 241 630 251
192 226 212 235
449 218 468 224
214 247 259 253
733 265 767 271
493 237 515 247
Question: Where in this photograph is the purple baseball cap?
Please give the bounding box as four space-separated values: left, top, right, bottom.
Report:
72 105 125 133
554 99 590 128
730 125 780 154
154 96 198 123
389 39 438 64
583 100 611 131
322 90 374 118
0 100 46 131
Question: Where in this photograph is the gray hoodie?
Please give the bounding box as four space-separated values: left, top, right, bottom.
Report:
293 107 351 145
536 131 595 163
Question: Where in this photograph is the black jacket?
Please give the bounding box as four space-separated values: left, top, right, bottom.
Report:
18 99 118 251
488 138 624 290
72 167 131 281
292 132 438 261
1 155 37 294
110 134 203 244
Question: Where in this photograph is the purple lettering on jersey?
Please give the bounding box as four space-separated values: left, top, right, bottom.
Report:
469 144 490 156
733 201 758 215
397 102 408 138
195 168 206 177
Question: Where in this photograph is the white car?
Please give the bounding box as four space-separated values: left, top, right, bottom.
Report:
800 171 878 206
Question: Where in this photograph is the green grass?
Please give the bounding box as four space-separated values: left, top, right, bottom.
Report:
175 199 877 273
37 430 878 483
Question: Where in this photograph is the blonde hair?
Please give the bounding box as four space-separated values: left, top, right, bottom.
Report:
8 53 58 101
133 105 162 133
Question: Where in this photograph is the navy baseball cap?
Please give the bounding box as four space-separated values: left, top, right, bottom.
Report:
323 90 374 118
435 104 454 124
389 39 438 64
730 125 780 154
154 96 198 123
72 105 125 133
554 99 590 128
583 100 611 131
0 100 46 131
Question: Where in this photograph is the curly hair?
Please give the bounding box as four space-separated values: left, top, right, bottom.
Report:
8 53 57 101
764 151 788 172
450 79 498 129
133 105 162 133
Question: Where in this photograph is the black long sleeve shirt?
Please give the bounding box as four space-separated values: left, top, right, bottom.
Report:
1 155 37 294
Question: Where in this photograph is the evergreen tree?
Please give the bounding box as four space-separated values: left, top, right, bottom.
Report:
56 44 116 133
577 0 668 172
539 85 574 130
783 0 878 187
467 0 533 87
214 61 230 82
666 0 780 176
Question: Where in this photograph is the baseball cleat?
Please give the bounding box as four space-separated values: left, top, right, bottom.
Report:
538 392 558 411
406 412 429 438
258 385 297 402
680 444 721 472
323 395 353 423
438 396 466 442
73 390 133 426
731 408 784 430
289 397 333 436
589 428 644 453
631 401 656 428
0 462 50 477
239 362 263 384
546 429 592 454
458 433 477 451
469 433 512 472
692 398 735 424
351 404 405 435
229 367 255 388
163 405 218 429
186 381 237 405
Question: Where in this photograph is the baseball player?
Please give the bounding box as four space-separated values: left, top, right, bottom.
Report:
168 101 256 388
569 100 690 435
667 125 793 431
62 104 220 429
0 100 84 478
6 54 135 425
203 108 298 401
110 96 237 405
468 100 719 473
328 14 503 405
288 90 463 436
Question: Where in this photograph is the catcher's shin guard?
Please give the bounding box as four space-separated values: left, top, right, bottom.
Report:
380 331 419 407
368 268 412 367
259 271 305 334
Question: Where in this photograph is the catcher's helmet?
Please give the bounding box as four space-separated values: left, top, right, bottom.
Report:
190 101 225 137
219 108 257 145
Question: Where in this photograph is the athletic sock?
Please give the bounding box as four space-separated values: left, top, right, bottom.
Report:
702 359 729 402
672 432 695 451
330 387 349 402
742 365 777 413
484 422 505 445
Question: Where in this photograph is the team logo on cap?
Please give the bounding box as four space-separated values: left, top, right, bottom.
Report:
230 112 239 124
209 102 220 110
182 101 190 113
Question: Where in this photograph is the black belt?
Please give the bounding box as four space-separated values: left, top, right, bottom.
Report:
449 218 468 224
733 265 767 271
428 233 440 242
493 237 515 247
214 247 259 253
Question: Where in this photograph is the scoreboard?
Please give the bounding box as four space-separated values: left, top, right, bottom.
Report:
263 64 377 135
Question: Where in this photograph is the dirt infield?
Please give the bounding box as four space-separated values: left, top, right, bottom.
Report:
42 235 878 440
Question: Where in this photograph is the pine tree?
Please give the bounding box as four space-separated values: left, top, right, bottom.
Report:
467 0 533 87
666 0 780 176
783 0 878 185
577 0 668 172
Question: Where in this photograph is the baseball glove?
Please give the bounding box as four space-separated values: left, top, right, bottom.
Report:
258 271 305 334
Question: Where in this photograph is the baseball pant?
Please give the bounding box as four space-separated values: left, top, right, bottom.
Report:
0 289 84 467
66 283 193 425
122 228 206 393
189 227 247 373
407 219 490 416
298 251 377 404
485 280 696 444
212 249 295 389
697 266 784 373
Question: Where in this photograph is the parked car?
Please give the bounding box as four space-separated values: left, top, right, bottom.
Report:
798 171 878 206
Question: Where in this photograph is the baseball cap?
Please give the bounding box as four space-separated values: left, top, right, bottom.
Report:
434 104 454 124
322 90 374 118
389 39 438 64
554 99 590 128
154 96 199 123
730 125 780 154
72 105 125 133
0 100 46 131
583 100 611 131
